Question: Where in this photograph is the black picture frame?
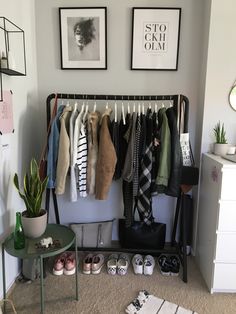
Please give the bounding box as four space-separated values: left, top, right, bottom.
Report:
59 7 107 70
131 7 181 71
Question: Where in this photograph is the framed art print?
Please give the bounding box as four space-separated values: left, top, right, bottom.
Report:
59 7 107 69
131 7 181 70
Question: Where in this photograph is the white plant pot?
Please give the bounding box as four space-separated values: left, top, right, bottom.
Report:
213 143 229 156
22 210 47 238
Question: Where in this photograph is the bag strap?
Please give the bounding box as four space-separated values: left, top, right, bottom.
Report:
81 225 84 247
97 224 103 247
39 94 58 163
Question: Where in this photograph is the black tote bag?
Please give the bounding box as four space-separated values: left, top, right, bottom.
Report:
119 219 166 250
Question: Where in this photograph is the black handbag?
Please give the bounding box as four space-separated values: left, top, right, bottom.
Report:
119 219 166 250
181 165 199 185
180 134 199 186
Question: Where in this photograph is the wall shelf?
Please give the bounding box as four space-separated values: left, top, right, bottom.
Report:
0 16 26 101
0 17 26 76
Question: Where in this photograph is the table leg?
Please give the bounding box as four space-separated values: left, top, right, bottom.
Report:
75 237 79 301
2 243 6 314
39 256 45 313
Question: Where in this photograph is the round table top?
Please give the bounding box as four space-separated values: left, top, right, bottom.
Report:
4 224 75 259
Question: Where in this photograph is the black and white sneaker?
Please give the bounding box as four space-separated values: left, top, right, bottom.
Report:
169 255 180 276
158 255 171 276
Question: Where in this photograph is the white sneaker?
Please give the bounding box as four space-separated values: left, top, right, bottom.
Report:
132 254 143 275
143 255 155 275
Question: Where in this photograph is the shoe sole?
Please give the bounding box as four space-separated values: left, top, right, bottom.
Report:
83 270 91 275
53 269 63 276
64 268 76 275
160 271 170 276
92 264 104 275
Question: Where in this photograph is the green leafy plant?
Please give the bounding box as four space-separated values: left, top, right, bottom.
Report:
13 158 48 218
213 121 228 144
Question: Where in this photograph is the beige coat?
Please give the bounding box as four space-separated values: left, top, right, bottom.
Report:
55 106 71 195
95 108 117 200
87 111 100 195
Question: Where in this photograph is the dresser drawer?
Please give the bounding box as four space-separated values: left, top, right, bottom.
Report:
213 263 236 291
215 233 236 261
221 169 236 200
218 201 236 231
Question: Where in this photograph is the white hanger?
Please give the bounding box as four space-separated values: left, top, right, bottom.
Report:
115 102 117 123
73 101 78 113
127 102 130 114
169 101 173 108
142 103 145 115
81 101 85 113
106 100 109 109
133 101 136 113
161 102 165 108
93 101 97 112
122 102 126 125
138 103 141 116
155 103 158 113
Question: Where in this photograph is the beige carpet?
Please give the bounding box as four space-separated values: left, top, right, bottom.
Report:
6 254 236 314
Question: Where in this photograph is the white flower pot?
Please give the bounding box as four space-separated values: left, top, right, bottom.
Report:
213 143 229 156
21 210 47 238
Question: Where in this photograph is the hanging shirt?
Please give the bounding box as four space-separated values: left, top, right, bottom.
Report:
122 112 137 182
87 111 100 195
69 105 78 202
47 105 65 189
137 109 154 225
76 110 88 197
95 108 117 200
156 107 171 192
55 106 72 194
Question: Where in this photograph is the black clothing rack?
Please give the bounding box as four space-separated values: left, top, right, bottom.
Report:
45 92 190 282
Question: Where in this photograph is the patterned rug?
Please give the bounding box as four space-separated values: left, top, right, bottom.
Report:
125 290 198 314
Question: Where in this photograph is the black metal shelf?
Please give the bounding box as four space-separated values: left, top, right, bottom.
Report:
0 68 26 76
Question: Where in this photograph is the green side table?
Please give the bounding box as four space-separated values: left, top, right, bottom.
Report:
2 223 79 313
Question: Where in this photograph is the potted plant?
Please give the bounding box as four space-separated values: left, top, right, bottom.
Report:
213 121 229 156
13 158 48 238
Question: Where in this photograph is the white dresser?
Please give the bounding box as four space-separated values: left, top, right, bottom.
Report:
196 153 236 293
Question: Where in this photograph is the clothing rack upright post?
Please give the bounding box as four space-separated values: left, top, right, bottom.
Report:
45 92 190 283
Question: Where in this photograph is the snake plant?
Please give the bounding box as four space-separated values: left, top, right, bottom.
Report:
13 158 48 218
213 121 228 144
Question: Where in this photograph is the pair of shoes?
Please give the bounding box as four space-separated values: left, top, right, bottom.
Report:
107 253 129 275
158 254 180 276
53 252 76 276
132 254 155 275
83 253 104 275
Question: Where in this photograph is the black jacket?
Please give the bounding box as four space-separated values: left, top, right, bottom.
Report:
165 107 183 197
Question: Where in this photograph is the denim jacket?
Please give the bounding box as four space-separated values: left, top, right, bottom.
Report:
47 105 65 188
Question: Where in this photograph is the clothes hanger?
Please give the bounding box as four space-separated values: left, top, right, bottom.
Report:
127 96 130 114
138 102 141 116
106 96 109 109
122 102 126 125
73 95 78 113
148 97 152 110
133 99 136 113
93 101 97 112
115 101 117 123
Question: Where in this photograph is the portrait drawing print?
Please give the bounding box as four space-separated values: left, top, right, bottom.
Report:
59 7 107 69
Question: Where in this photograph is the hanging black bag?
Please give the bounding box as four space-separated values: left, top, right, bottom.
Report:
118 219 166 250
180 133 199 186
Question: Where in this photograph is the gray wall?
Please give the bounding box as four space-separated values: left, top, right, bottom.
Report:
35 0 205 241
0 0 39 299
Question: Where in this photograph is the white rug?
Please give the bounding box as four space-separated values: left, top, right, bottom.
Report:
125 290 198 314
